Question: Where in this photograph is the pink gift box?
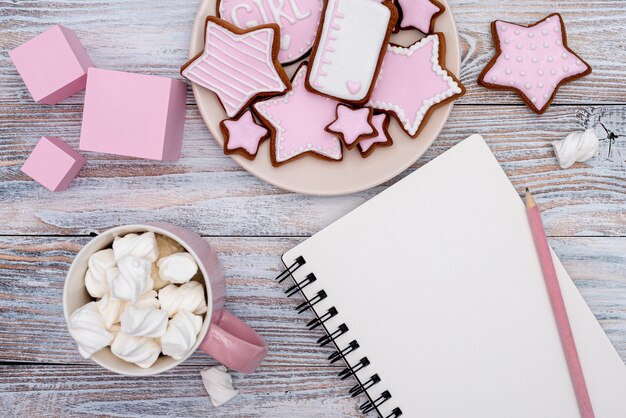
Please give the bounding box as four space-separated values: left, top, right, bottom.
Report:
21 137 86 192
9 25 94 105
79 68 187 161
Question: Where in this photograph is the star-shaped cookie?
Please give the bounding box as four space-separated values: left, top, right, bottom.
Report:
358 113 393 158
396 0 444 34
326 105 377 150
368 33 465 137
253 64 343 167
220 110 269 160
478 14 591 114
181 17 291 118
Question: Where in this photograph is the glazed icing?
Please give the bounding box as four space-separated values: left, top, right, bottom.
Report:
552 128 599 169
326 105 375 146
368 34 463 136
397 0 442 33
219 0 323 63
182 20 288 118
253 65 343 164
358 113 391 154
223 110 269 155
308 0 392 101
481 14 590 113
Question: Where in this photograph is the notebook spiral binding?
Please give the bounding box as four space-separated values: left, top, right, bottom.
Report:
276 256 403 418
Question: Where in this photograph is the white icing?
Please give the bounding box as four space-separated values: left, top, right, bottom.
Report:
120 305 169 339
158 281 208 317
85 249 116 298
110 332 161 369
96 293 126 329
112 232 159 262
201 365 240 407
157 253 199 284
107 256 153 304
552 129 599 169
68 302 113 359
161 311 203 360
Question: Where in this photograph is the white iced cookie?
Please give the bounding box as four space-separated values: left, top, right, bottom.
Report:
161 310 203 360
85 249 116 298
68 302 113 359
156 235 184 258
201 365 239 407
157 253 199 284
134 290 160 310
96 293 125 329
120 305 168 339
107 256 153 304
110 332 161 369
159 281 208 318
112 232 159 262
552 128 599 169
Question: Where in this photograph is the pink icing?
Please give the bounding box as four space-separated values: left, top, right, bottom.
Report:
223 110 268 155
481 14 590 112
368 35 463 136
253 65 342 164
182 21 287 118
219 0 323 64
358 113 390 154
327 105 375 146
397 0 442 33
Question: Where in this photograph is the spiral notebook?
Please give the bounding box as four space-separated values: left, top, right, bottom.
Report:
277 135 626 418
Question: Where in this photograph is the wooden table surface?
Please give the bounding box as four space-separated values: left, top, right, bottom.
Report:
1 0 624 416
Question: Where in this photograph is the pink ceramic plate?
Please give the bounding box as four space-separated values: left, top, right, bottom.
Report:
189 0 460 196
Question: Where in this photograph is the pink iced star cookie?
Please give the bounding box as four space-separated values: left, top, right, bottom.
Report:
325 105 377 149
220 110 270 160
478 14 591 114
368 33 465 137
253 64 343 167
181 17 291 118
357 113 393 158
396 0 444 34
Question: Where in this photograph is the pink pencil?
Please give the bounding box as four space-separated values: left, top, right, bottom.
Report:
525 189 595 418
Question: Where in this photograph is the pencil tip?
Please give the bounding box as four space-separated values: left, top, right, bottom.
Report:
525 187 530 193
525 188 536 208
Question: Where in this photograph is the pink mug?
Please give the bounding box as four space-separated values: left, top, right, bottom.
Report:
63 222 268 375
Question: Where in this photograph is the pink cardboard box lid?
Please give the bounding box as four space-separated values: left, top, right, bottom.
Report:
9 25 94 105
79 68 187 161
21 137 86 192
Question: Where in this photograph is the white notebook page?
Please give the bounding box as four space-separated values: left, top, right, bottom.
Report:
283 135 626 418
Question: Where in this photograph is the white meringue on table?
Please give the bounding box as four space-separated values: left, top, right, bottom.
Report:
107 256 153 304
68 302 113 359
161 310 203 360
201 365 239 407
157 253 199 284
134 290 160 310
112 232 159 262
85 249 116 298
552 128 599 169
110 332 161 369
158 281 208 318
96 293 125 329
120 305 168 338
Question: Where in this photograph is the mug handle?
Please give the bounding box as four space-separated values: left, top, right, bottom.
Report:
198 310 268 373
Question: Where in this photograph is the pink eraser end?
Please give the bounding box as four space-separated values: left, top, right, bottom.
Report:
9 25 94 105
79 68 187 161
21 137 86 192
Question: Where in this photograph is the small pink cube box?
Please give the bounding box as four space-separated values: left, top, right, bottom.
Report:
79 68 187 161
9 25 94 105
21 137 86 192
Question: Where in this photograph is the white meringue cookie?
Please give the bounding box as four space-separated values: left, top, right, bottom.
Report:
107 256 153 304
85 249 116 298
134 290 160 309
110 332 161 369
68 302 113 359
156 235 184 258
157 253 199 284
120 305 168 338
158 281 208 318
161 310 203 360
112 232 159 262
552 128 599 169
201 365 239 407
96 293 125 329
